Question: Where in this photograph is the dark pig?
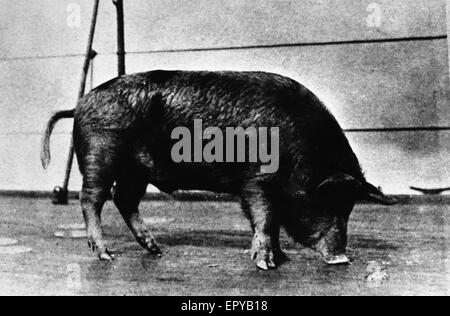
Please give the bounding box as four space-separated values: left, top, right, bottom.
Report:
41 70 395 269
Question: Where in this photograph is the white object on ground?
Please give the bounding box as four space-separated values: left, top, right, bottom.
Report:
144 217 174 225
0 238 19 246
325 255 351 265
57 224 86 230
366 261 390 282
0 246 32 255
54 230 87 239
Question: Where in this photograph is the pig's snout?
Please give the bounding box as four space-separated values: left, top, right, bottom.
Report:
313 237 350 265
312 218 350 265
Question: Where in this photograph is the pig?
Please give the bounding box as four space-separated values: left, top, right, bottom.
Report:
41 70 395 269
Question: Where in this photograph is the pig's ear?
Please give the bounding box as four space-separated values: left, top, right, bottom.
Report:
316 173 362 195
361 182 397 205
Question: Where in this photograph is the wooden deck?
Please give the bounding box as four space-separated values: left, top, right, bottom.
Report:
0 196 448 296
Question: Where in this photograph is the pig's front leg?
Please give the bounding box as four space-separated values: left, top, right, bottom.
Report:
241 184 284 270
113 176 162 256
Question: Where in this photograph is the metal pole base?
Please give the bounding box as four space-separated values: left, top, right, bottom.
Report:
52 186 69 205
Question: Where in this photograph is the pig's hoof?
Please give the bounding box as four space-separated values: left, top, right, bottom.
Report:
252 250 277 270
98 250 115 261
255 259 276 270
88 240 115 261
147 243 162 256
137 236 162 256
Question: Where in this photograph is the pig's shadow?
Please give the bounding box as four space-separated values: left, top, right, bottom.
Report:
108 229 253 252
349 234 399 251
113 230 399 253
157 230 253 249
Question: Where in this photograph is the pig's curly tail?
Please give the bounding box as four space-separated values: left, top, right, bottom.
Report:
41 109 75 169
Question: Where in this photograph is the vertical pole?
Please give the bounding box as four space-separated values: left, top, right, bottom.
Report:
446 1 450 277
447 0 450 74
445 0 450 185
113 0 126 76
78 2 100 100
53 0 100 204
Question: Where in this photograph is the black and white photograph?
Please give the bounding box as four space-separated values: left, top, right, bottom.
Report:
0 0 449 299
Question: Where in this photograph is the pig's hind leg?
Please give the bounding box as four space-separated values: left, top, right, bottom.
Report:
241 183 286 270
78 135 118 261
113 173 162 255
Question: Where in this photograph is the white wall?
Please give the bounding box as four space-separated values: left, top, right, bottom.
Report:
0 0 449 194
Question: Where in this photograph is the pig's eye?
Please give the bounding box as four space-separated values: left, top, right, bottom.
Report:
294 190 307 199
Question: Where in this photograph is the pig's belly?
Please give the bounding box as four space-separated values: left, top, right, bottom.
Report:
148 165 244 194
135 148 245 194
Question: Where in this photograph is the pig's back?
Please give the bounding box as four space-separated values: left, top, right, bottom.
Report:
151 70 364 183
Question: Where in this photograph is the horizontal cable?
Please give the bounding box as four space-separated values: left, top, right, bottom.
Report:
127 35 448 55
0 35 447 62
344 126 450 133
2 126 450 137
0 131 70 137
0 53 84 62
